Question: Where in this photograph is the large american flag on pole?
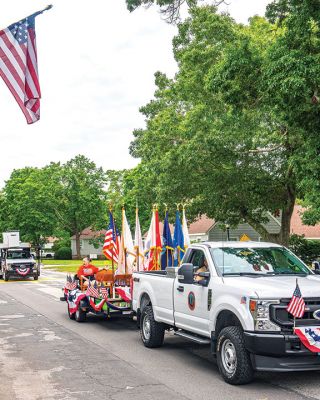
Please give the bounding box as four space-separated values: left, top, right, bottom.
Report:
103 211 120 264
0 6 52 124
287 281 305 319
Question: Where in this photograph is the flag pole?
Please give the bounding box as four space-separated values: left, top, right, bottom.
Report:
294 278 298 331
109 203 115 278
33 4 53 17
135 204 140 272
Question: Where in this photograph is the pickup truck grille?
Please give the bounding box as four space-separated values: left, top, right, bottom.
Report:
270 298 320 331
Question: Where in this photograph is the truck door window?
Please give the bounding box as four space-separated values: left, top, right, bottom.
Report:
189 250 210 282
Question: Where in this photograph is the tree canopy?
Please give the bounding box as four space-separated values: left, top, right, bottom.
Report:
129 2 320 245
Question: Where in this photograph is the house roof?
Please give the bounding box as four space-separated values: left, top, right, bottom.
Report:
188 215 215 235
290 205 320 239
70 227 106 240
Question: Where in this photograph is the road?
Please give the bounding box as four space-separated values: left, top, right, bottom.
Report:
0 269 319 400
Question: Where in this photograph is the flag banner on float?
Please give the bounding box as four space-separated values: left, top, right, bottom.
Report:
99 283 108 300
67 289 87 314
182 208 191 248
117 208 135 274
145 209 162 270
173 210 184 266
295 326 320 353
134 207 145 271
103 211 120 263
86 281 100 298
161 211 174 269
115 286 132 302
64 275 77 291
89 297 106 312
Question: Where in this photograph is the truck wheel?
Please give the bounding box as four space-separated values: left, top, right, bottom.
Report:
75 308 86 322
140 305 165 348
34 274 38 281
4 271 9 282
216 326 253 385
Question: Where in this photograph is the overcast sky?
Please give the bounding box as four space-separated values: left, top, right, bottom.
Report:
0 0 270 187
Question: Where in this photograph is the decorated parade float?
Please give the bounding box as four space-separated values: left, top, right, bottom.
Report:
62 204 189 322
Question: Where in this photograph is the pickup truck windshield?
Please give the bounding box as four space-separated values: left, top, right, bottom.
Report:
7 251 30 259
210 247 310 276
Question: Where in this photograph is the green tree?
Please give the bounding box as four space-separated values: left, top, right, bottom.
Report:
57 155 107 259
0 164 61 253
130 3 320 245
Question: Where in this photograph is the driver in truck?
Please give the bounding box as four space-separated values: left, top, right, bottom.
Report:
194 258 209 282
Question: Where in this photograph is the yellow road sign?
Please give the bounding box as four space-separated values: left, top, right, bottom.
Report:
240 233 251 242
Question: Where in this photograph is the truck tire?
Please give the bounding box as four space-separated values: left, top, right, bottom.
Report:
140 305 165 348
4 271 9 282
75 308 86 322
216 326 253 385
34 274 38 280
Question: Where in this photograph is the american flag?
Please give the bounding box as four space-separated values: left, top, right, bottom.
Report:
100 284 108 300
287 282 305 319
0 7 51 124
65 275 77 291
103 211 120 263
86 281 99 298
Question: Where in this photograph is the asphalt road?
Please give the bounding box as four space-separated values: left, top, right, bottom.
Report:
0 269 320 400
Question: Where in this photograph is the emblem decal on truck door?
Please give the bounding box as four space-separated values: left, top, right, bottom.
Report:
188 291 195 311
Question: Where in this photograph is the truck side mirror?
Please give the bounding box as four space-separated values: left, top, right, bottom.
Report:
312 261 320 270
178 263 194 284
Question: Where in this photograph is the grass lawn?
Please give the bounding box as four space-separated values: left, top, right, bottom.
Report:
41 259 111 274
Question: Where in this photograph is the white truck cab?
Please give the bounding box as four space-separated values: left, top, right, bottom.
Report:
132 242 320 384
0 232 39 281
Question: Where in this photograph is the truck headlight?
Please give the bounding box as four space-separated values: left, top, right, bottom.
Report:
249 299 281 332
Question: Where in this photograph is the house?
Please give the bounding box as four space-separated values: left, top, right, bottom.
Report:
70 228 106 259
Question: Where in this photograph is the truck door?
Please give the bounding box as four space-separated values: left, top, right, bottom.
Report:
173 249 211 337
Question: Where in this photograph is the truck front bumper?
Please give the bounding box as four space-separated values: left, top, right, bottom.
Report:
244 331 320 372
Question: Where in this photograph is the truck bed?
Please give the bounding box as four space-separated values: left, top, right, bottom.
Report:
132 268 176 325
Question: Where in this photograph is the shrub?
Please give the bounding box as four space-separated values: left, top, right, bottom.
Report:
55 246 72 260
289 234 320 265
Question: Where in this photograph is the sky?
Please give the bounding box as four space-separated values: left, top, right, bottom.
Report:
0 0 270 187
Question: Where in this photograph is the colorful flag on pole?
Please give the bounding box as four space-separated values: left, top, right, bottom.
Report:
134 207 144 271
161 211 174 269
103 211 120 264
173 210 184 266
0 6 52 124
117 208 135 274
287 281 305 319
145 208 162 270
182 207 191 249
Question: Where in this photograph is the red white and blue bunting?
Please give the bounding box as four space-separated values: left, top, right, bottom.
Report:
295 326 320 353
16 266 30 276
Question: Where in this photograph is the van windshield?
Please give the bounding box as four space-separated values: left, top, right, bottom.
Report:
210 247 310 276
7 250 30 259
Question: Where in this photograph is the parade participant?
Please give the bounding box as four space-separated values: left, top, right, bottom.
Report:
194 258 209 282
76 256 99 283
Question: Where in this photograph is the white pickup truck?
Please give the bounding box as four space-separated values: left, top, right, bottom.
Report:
132 242 320 385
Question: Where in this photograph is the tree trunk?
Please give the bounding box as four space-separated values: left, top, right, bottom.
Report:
75 232 81 260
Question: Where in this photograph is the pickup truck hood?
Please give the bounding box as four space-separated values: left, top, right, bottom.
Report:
224 275 320 299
